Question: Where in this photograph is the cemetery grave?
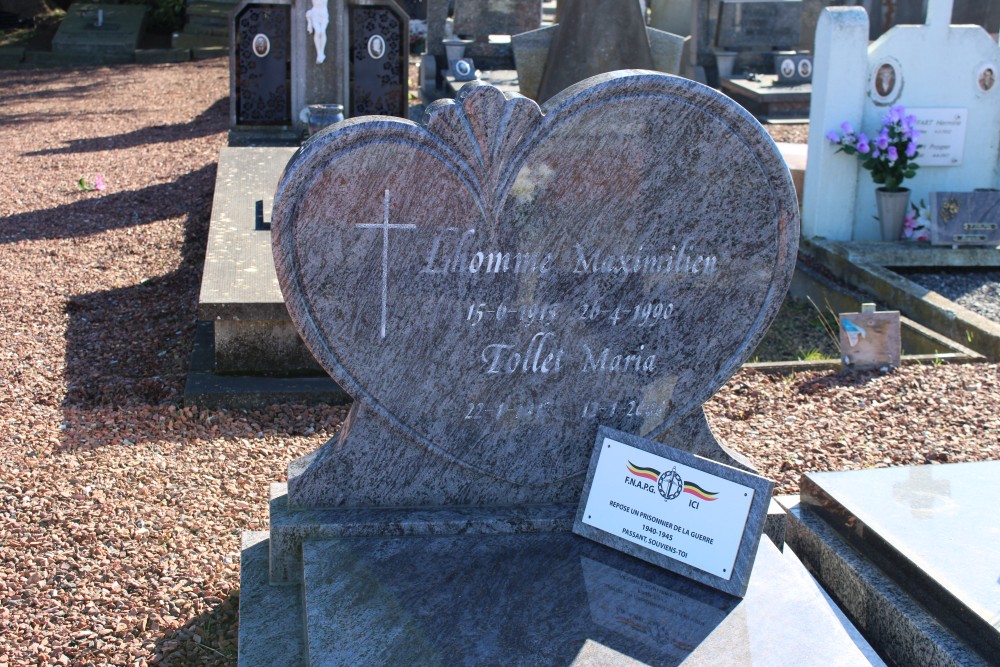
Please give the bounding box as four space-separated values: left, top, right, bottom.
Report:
1 0 1000 664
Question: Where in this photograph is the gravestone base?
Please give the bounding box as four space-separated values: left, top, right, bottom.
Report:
780 464 1000 666
239 513 884 666
51 3 148 61
721 75 811 121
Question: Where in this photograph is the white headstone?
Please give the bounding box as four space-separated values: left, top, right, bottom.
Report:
803 0 1000 241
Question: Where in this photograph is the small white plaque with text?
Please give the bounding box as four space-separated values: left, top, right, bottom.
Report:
580 437 755 579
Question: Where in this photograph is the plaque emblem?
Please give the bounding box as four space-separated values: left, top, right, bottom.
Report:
657 467 684 501
252 33 270 58
367 34 386 60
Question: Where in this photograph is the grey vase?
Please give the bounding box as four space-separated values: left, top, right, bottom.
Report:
876 187 910 241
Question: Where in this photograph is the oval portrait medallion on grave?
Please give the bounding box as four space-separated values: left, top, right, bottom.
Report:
272 72 799 493
367 34 386 59
870 58 902 105
977 63 997 93
252 33 270 58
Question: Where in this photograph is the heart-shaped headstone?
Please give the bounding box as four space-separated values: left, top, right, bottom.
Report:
272 71 798 500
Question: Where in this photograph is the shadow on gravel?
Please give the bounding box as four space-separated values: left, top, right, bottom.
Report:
0 163 215 244
59 166 214 412
0 77 109 107
24 96 228 156
154 594 239 666
795 368 883 395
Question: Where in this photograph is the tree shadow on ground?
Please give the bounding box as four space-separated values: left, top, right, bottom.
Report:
795 368 886 395
60 189 211 410
25 96 228 156
0 162 215 244
155 594 240 666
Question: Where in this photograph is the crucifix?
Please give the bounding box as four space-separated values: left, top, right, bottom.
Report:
356 189 416 338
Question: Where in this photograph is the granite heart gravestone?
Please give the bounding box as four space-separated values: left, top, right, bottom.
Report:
271 71 799 509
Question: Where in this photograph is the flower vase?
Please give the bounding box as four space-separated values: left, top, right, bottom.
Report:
875 187 910 241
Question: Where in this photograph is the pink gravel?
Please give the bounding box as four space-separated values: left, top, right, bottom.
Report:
0 59 996 666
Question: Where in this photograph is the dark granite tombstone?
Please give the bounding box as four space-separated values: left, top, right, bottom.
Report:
715 0 802 51
238 72 851 664
536 0 653 103
232 3 293 126
347 0 409 118
452 0 542 68
397 0 426 20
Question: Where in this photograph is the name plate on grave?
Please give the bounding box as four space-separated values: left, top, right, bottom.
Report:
930 191 1000 246
913 108 968 167
270 73 798 508
574 427 772 597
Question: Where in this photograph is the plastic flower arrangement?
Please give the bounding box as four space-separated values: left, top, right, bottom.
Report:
902 199 931 242
826 105 921 192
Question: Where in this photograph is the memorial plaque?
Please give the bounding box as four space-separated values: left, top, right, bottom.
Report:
348 1 409 118
715 0 802 51
912 108 968 167
271 72 799 508
234 4 292 125
574 427 773 597
930 190 1000 246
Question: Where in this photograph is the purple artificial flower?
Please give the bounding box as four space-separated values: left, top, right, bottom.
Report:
905 141 917 158
826 130 841 143
856 132 870 154
887 146 899 162
876 133 889 150
871 148 880 158
889 105 905 122
840 121 854 134
93 174 106 191
910 127 921 140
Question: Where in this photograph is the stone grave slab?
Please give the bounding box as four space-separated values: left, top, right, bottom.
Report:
536 0 653 102
270 72 799 509
51 3 147 61
783 463 1000 666
289 533 879 666
453 0 542 66
188 146 345 407
930 190 1000 246
714 0 802 51
797 462 1000 662
721 75 811 120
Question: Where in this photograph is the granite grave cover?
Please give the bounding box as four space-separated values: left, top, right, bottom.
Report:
271 71 800 509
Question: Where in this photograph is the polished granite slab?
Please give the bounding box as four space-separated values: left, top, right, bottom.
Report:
800 461 1000 660
297 531 879 666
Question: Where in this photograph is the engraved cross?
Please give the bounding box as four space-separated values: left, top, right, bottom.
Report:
356 189 416 338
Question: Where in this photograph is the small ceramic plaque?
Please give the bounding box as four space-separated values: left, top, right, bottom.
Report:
574 426 773 597
839 306 901 369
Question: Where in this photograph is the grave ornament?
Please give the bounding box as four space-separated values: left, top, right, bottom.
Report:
305 0 329 64
271 71 799 508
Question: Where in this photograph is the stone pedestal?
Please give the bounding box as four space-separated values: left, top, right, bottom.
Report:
240 506 884 666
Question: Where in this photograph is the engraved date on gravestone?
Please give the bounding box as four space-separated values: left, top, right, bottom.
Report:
272 74 798 487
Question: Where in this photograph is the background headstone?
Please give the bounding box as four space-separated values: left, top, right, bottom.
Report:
231 3 293 126
714 0 802 51
536 0 653 102
347 1 409 117
270 72 799 508
802 1 1000 241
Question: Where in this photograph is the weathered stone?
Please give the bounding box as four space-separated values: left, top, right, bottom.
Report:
536 0 653 102
271 72 799 509
715 0 802 51
453 0 542 42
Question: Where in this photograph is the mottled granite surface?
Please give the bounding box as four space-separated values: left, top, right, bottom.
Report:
238 532 305 667
782 497 991 667
800 462 1000 661
296 531 878 666
271 72 799 509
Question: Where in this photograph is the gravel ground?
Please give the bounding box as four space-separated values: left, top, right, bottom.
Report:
901 269 1000 325
0 60 998 666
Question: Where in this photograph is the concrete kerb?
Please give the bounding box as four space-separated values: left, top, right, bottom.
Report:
802 238 1000 361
